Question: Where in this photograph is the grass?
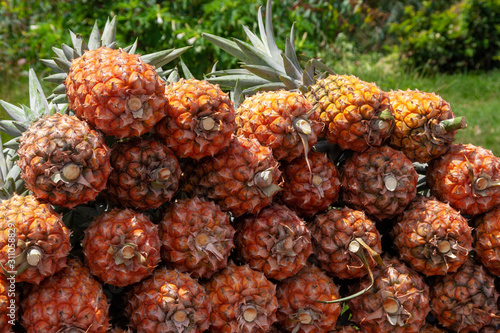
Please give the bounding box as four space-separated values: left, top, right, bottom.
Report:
1 55 500 156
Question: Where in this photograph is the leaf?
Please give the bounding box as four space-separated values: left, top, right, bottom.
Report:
264 0 281 61
123 38 138 54
242 64 281 82
141 46 191 68
39 59 65 73
202 33 253 63
43 73 68 84
0 101 26 122
87 20 102 50
29 68 50 118
61 43 75 61
179 58 194 79
282 53 302 85
0 121 23 137
101 16 117 48
242 25 266 52
234 39 283 72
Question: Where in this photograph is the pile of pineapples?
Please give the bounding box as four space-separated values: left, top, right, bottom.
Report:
1 1 499 332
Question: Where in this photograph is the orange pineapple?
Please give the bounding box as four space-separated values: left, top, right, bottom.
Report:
17 113 111 208
0 194 71 285
105 137 181 210
155 78 236 160
21 259 110 332
82 208 161 287
236 90 322 162
234 204 312 281
126 267 211 333
193 135 282 217
276 263 341 332
279 151 341 218
388 89 466 163
392 196 472 276
348 256 430 333
427 143 500 216
65 46 168 138
429 257 499 332
474 204 500 276
159 197 235 279
340 145 419 221
205 263 278 332
309 207 382 280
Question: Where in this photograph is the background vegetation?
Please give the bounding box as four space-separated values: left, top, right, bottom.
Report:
1 0 499 154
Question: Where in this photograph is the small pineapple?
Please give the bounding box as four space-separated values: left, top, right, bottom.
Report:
427 143 500 216
276 263 341 332
348 256 431 333
309 206 382 280
205 263 278 332
193 135 282 217
392 196 473 276
126 267 211 333
82 208 161 287
474 204 500 276
21 259 110 332
105 137 181 211
234 203 312 281
155 78 237 160
236 90 322 162
65 46 168 138
279 151 341 218
159 197 235 279
17 112 112 208
429 256 499 332
340 145 419 221
0 194 71 285
388 89 466 163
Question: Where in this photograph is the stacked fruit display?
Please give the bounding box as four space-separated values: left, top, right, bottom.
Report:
0 1 499 332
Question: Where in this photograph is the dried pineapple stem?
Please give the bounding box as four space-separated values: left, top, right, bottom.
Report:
127 97 144 119
243 306 258 323
293 118 312 135
26 246 43 266
311 175 322 186
199 116 217 131
173 310 187 323
195 233 210 247
120 245 136 260
437 240 451 254
375 110 394 132
298 312 313 324
383 297 400 315
384 175 398 192
62 163 81 182
434 116 467 135
151 167 172 182
254 169 273 188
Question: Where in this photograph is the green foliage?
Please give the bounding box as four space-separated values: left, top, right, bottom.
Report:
389 0 500 72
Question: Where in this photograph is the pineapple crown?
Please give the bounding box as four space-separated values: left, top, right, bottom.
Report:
41 16 191 103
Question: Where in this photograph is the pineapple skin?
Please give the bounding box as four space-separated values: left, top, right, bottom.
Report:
474 205 500 276
306 74 394 151
17 113 112 208
65 47 168 138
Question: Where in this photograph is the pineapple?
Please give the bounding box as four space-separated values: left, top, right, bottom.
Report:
308 206 382 280
340 145 419 221
392 196 473 276
105 137 181 211
279 150 341 218
159 197 235 279
429 256 499 332
126 267 211 333
17 112 112 208
205 263 278 332
418 323 449 332
474 204 500 276
0 273 18 332
348 256 431 333
192 135 282 217
235 90 322 161
427 143 500 216
21 258 110 332
234 203 313 281
0 194 71 285
82 208 161 287
388 89 466 163
155 78 237 160
275 263 341 332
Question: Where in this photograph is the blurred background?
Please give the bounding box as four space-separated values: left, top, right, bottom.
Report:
1 0 499 154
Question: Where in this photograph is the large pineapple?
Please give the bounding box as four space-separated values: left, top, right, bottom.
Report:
392 196 473 276
427 143 500 216
236 90 322 161
340 145 419 221
126 267 211 333
159 197 235 279
279 151 341 218
234 203 313 281
21 258 110 333
348 256 431 333
0 194 71 285
429 256 499 332
276 263 341 333
105 137 181 211
193 135 282 217
308 206 382 280
388 89 466 163
474 204 500 276
17 112 112 208
155 78 237 160
205 263 278 332
82 208 161 287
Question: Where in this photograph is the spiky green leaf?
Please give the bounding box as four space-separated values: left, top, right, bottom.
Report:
53 57 71 73
233 38 283 72
101 16 117 47
44 73 68 84
242 25 266 52
264 0 281 61
0 121 23 137
207 74 271 90
69 30 87 57
39 59 65 73
123 39 138 54
87 21 102 50
28 68 50 118
202 33 253 64
179 58 194 79
61 43 75 61
0 101 25 122
242 64 281 82
141 46 191 68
